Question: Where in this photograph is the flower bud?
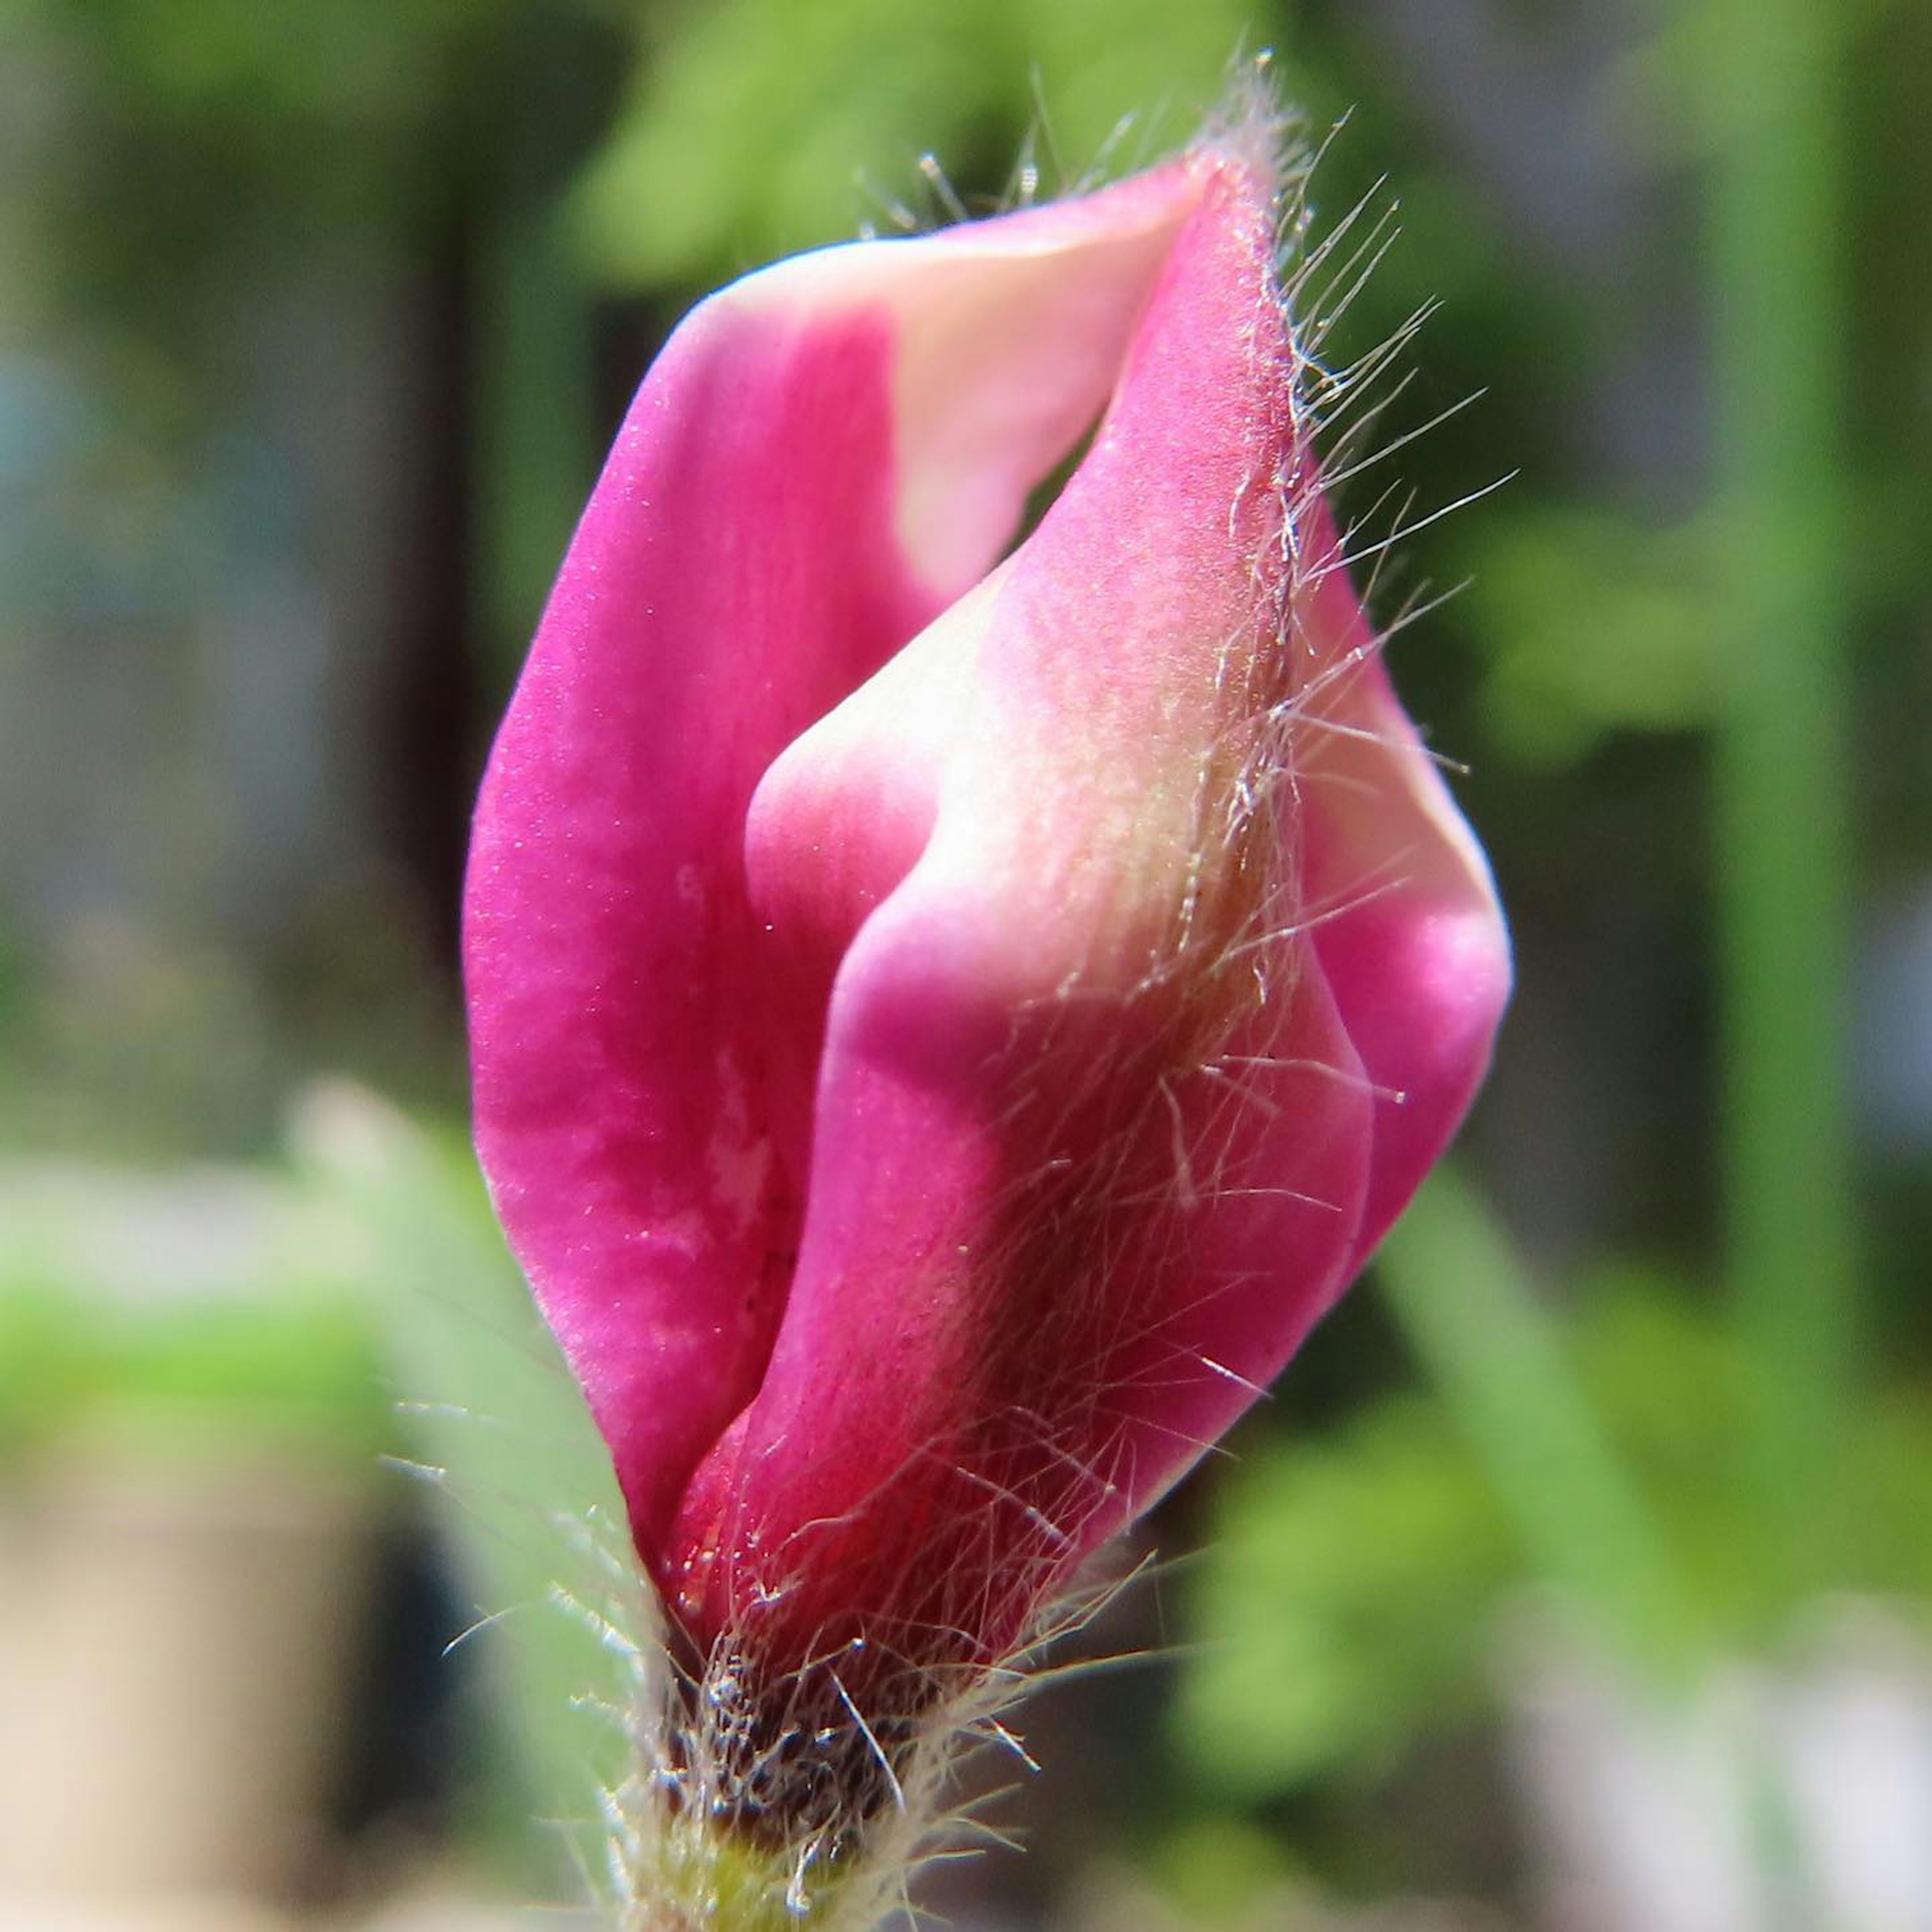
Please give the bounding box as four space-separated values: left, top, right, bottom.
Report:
465 96 1508 1925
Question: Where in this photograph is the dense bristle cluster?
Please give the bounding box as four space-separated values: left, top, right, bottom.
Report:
589 1561 1138 1929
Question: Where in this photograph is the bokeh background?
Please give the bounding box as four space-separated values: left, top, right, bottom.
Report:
3 1 1929 1927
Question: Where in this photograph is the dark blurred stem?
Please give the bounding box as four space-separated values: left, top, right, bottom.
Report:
473 200 597 685
1706 1 1858 1600
470 7 605 694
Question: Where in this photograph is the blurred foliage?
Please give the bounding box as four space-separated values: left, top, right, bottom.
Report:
1177 1222 1932 1805
575 0 1266 290
1464 509 1717 766
0 1279 388 1467
291 1085 634 1893
0 1098 626 1891
1146 1816 1309 1925
1178 1396 1509 1797
4 0 517 276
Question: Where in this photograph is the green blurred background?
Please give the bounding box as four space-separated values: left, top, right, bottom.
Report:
2 0 1929 1927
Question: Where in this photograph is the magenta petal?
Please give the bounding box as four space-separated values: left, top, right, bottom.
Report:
667 915 1376 1669
665 156 1393 1672
467 122 1511 1717
465 302 928 1555
465 166 1216 1558
1297 501 1512 1269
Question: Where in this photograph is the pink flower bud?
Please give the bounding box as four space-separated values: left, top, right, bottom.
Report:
464 99 1506 1902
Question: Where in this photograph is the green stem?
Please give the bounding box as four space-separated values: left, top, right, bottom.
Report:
1704 0 1858 1598
1378 1172 1692 1670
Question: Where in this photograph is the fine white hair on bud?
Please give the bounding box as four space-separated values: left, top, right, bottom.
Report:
586 1535 1146 1930
466 51 1508 1931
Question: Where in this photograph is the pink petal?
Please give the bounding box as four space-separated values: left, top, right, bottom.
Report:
1295 497 1511 1269
666 155 1392 1677
464 165 1216 1559
469 121 1511 1711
